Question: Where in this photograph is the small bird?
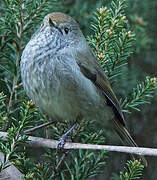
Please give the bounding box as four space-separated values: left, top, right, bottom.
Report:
20 12 147 166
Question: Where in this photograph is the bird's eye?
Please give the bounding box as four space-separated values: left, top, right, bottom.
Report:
64 27 69 34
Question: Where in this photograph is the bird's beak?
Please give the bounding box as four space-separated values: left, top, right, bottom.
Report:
48 18 63 35
49 18 57 28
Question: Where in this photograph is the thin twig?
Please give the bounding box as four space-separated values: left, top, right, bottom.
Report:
0 131 157 156
22 121 55 134
56 153 66 170
6 13 23 118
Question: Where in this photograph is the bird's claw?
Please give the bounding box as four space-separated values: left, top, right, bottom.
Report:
57 136 72 150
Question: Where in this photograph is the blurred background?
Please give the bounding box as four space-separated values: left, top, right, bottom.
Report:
0 0 157 179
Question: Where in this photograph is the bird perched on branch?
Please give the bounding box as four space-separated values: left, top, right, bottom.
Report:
20 12 147 166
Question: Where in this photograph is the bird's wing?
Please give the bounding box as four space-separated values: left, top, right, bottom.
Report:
76 49 125 126
75 49 147 166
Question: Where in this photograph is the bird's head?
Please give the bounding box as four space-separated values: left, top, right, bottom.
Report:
37 12 85 47
27 12 88 58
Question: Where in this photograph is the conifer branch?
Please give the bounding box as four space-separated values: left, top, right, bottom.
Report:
121 76 157 113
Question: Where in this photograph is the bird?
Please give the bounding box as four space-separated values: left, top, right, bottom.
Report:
20 12 147 166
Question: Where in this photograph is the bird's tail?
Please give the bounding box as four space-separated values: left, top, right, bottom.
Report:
113 118 148 167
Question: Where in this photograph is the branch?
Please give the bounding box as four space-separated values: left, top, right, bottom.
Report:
0 132 157 156
21 121 55 134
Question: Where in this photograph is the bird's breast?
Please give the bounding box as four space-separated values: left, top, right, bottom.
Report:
21 52 114 122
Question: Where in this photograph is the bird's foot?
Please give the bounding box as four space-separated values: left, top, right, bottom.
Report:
57 123 77 150
57 135 72 150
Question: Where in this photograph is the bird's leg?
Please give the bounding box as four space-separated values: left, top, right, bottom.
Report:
57 123 77 149
56 123 77 170
21 121 55 134
56 115 82 169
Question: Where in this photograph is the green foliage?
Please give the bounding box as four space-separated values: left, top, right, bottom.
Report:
121 76 157 113
62 150 106 180
88 0 135 80
112 160 144 180
0 100 37 172
0 92 7 130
